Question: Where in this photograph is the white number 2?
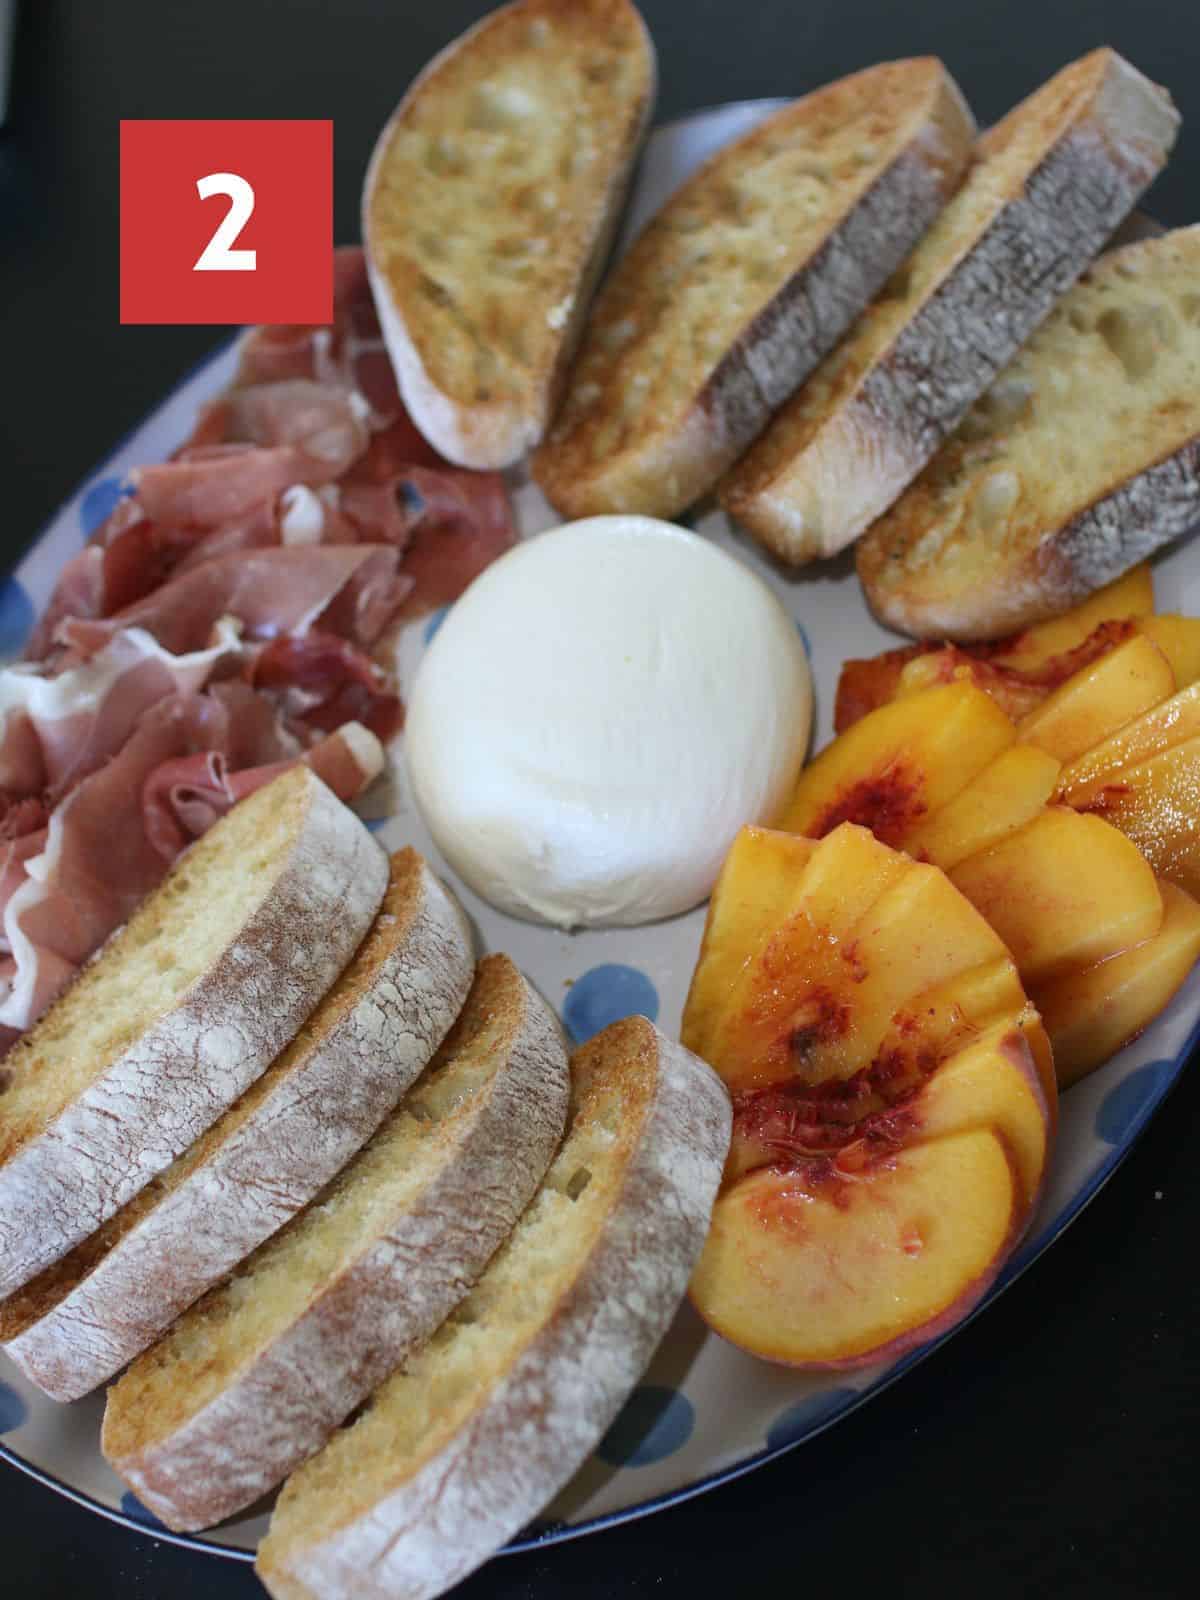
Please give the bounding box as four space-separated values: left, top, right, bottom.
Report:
193 172 257 272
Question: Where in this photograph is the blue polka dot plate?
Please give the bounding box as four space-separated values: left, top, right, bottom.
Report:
2 102 1198 1564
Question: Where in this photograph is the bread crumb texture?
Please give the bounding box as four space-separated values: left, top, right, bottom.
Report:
367 0 653 410
861 227 1200 624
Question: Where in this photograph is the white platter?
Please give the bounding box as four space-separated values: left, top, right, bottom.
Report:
2 100 1199 1563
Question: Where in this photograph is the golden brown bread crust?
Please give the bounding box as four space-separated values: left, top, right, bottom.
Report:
857 227 1200 640
532 59 976 520
0 770 387 1300
0 851 475 1401
255 1018 732 1600
363 0 656 469
101 954 569 1534
720 48 1180 565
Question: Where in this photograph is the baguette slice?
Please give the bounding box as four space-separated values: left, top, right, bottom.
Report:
532 59 975 520
101 954 569 1533
721 48 1179 564
0 849 473 1402
363 0 656 469
0 768 386 1300
857 227 1200 640
256 1017 732 1600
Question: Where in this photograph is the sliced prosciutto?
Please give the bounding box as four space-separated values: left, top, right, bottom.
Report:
143 722 383 861
249 633 404 742
0 621 241 799
0 692 382 1031
75 545 402 656
383 468 517 619
1 245 519 1046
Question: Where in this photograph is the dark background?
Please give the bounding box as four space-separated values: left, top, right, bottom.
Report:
1 2 1197 1596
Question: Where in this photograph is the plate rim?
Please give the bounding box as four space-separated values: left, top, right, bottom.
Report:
0 97 1194 1565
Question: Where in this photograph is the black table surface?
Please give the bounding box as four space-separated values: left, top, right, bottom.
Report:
1 2 1197 1595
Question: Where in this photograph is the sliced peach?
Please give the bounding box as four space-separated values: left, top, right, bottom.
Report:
989 565 1154 673
1056 682 1200 810
1137 615 1200 688
834 646 927 732
693 1132 1020 1368
1029 881 1200 1088
692 1021 1047 1368
685 825 902 1080
685 826 1053 1369
680 827 816 1060
1076 735 1200 900
779 681 1014 844
875 964 1056 1128
948 808 1163 984
701 833 1011 1097
1015 634 1176 764
833 570 1157 732
916 1022 1051 1210
905 744 1061 869
905 648 1049 721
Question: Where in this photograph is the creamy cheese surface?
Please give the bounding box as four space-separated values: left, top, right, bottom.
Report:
405 516 812 928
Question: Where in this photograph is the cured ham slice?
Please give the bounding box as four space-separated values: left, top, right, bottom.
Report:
2 250 519 1046
386 468 517 618
0 622 241 800
142 722 383 860
0 693 230 1029
25 501 181 660
312 547 413 646
226 381 369 482
134 445 314 528
249 633 404 742
0 695 381 1031
83 545 398 655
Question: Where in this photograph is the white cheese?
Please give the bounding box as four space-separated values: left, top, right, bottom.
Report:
405 516 812 928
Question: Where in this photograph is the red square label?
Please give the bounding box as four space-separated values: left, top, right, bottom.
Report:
120 120 333 325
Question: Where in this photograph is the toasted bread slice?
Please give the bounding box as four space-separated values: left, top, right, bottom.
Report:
256 1017 730 1600
102 955 569 1533
0 850 473 1402
363 0 656 469
721 48 1179 564
857 228 1200 640
532 59 975 520
0 769 386 1301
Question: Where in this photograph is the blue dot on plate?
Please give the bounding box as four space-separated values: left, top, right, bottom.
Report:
423 606 450 644
78 476 132 539
120 1491 169 1532
1095 1060 1171 1146
562 964 659 1045
0 578 34 657
597 1385 694 1467
795 619 812 659
363 816 390 834
0 1382 28 1434
766 1387 858 1452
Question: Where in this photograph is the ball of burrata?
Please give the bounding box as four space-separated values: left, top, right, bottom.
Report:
404 516 812 927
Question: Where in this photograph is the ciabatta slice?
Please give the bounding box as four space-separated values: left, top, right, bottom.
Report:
0 850 473 1402
363 0 656 468
0 768 386 1300
857 227 1200 640
255 1017 731 1600
101 954 569 1533
532 59 975 520
720 48 1179 564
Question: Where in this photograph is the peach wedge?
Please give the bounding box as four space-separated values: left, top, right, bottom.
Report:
833 566 1155 730
684 825 1053 1369
1030 882 1200 1088
1015 633 1176 764
779 684 1180 1082
779 681 1014 845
